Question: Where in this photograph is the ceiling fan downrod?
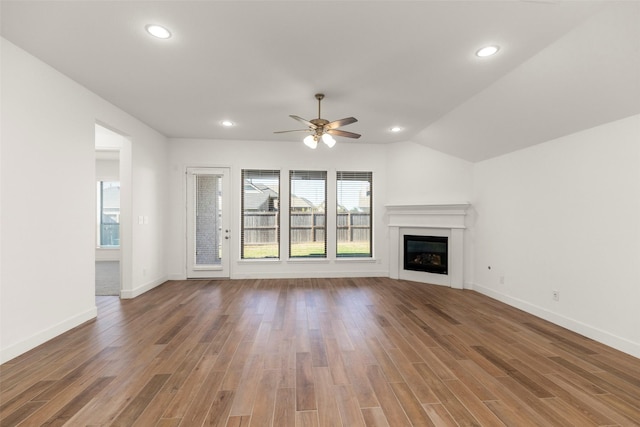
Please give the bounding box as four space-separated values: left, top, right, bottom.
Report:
310 94 329 129
315 93 324 119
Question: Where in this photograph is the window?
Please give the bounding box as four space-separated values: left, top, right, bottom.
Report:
337 171 372 257
289 170 327 258
97 181 120 247
241 170 280 259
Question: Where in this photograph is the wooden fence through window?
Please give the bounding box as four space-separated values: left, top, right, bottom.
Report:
243 212 370 244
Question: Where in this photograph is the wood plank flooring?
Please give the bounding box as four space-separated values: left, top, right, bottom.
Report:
1 277 639 426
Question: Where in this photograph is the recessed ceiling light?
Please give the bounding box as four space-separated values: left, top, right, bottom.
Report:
476 45 500 57
390 126 403 133
221 120 235 127
145 24 171 39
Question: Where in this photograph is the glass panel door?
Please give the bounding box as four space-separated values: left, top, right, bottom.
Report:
186 168 230 278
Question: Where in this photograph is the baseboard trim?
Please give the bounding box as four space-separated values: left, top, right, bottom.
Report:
231 270 389 280
469 283 640 359
120 276 168 299
0 306 98 364
167 270 390 281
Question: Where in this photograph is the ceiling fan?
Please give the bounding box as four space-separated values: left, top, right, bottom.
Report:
274 93 361 149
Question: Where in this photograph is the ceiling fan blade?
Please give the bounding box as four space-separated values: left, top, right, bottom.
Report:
289 115 317 129
327 129 361 139
274 129 312 134
326 117 357 129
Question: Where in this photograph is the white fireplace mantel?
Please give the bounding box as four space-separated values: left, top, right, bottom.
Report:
386 203 469 228
386 203 470 289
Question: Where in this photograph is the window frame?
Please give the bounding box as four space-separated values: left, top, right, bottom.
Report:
336 171 373 258
289 170 328 259
241 169 281 260
96 180 120 248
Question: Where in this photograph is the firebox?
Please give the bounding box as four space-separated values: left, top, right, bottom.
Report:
403 235 448 275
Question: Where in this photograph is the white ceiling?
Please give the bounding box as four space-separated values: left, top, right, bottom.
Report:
2 1 639 162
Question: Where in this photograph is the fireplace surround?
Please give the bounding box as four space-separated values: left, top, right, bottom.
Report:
386 203 469 288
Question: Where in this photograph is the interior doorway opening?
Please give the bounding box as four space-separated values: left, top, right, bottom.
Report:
95 124 129 296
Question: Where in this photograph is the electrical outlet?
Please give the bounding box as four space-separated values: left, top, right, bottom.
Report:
500 276 505 285
552 290 560 301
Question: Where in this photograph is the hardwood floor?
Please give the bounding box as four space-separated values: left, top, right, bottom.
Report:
1 277 639 426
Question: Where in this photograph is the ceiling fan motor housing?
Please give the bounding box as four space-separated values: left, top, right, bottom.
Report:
311 118 329 127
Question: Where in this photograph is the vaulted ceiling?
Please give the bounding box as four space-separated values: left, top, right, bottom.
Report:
2 1 639 162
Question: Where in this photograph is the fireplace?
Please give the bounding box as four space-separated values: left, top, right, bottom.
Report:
404 235 448 274
386 203 469 288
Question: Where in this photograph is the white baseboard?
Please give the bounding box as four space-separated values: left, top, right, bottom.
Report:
0 306 98 364
469 283 640 359
231 270 389 280
167 269 389 281
120 276 168 299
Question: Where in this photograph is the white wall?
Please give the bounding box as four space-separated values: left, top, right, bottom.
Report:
124 123 169 298
0 38 169 363
167 138 390 279
471 114 640 357
386 141 473 205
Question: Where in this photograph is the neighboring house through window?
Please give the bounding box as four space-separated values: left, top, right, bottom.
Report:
241 169 280 259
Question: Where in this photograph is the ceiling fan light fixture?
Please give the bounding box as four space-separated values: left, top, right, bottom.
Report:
303 135 318 149
322 133 336 148
145 24 172 39
275 94 361 145
476 45 500 57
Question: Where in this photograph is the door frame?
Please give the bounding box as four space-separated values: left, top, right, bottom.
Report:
95 122 131 297
185 167 231 279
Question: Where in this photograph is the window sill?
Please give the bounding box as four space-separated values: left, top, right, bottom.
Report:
237 259 282 264
237 257 377 264
287 258 331 264
335 257 377 263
